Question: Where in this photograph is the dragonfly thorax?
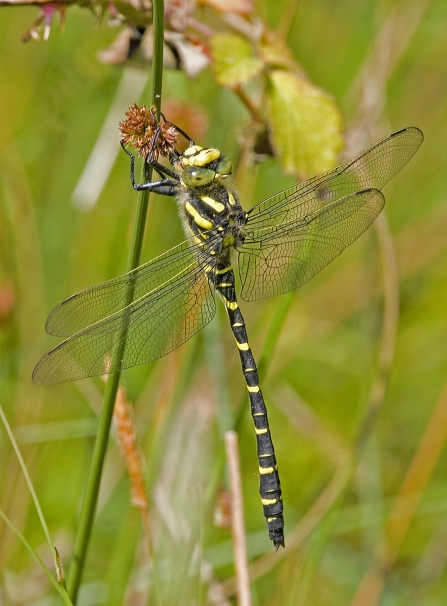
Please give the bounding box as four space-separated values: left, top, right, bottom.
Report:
178 174 247 250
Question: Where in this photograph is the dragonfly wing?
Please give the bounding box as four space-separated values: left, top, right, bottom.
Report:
45 237 208 337
246 127 423 229
33 247 216 385
238 189 385 301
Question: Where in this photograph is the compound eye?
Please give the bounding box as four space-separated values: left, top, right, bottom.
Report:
182 166 215 187
216 157 232 175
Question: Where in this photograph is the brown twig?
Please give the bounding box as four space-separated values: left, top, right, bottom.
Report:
224 431 252 606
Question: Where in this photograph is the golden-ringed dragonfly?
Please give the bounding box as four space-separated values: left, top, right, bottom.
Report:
33 118 423 549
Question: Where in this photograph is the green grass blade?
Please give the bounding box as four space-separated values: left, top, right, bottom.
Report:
0 508 73 605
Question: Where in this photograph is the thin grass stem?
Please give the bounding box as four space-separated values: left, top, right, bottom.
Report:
66 2 165 602
257 291 295 380
0 508 73 605
0 406 55 562
0 405 70 596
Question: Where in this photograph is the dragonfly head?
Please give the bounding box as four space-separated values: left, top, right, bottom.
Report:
180 145 232 188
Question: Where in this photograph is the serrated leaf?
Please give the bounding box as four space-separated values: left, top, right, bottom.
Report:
267 70 344 178
211 33 263 87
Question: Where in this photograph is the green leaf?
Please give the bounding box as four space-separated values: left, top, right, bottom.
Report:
211 33 263 87
258 29 298 70
266 70 344 178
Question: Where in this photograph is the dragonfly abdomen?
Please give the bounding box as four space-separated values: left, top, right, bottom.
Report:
215 263 284 549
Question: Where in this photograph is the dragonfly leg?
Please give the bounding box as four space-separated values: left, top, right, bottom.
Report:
120 139 179 195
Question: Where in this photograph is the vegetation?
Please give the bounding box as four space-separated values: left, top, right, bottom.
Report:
0 1 446 604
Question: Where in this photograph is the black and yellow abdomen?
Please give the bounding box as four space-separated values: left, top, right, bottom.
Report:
214 262 284 549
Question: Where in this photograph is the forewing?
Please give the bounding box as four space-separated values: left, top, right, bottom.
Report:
238 127 422 301
46 237 209 337
239 189 385 301
33 244 216 385
246 127 423 230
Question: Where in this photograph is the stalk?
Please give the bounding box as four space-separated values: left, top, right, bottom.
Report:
67 3 165 601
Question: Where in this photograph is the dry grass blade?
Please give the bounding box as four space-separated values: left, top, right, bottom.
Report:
349 378 447 606
224 431 252 606
356 211 399 451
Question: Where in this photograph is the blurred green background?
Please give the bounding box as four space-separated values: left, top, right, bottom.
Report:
1 1 447 604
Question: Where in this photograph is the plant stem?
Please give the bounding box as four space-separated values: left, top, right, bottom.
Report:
0 509 74 605
66 3 165 602
66 373 120 602
258 291 294 380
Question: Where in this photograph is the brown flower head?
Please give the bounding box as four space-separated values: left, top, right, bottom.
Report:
119 104 178 159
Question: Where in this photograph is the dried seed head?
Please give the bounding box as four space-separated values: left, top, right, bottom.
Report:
119 104 178 158
156 121 179 157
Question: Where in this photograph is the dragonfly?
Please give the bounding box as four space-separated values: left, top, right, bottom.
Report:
33 120 423 549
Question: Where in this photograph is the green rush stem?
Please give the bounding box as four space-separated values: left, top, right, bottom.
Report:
203 313 234 436
257 291 295 380
66 2 165 602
